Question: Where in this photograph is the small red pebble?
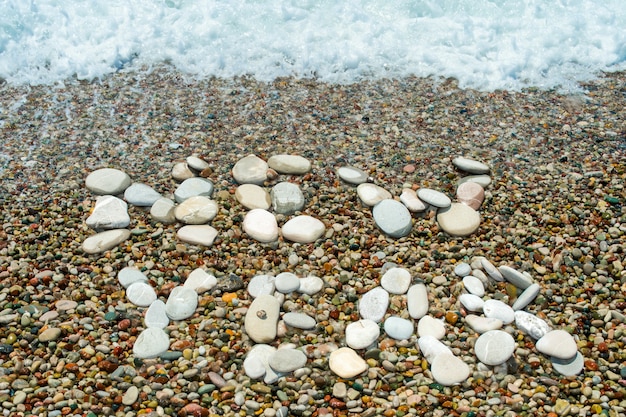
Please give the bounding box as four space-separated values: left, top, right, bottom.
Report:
403 164 416 173
178 403 209 417
118 319 131 331
328 398 346 408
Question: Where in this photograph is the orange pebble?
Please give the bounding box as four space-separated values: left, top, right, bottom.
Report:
222 292 237 303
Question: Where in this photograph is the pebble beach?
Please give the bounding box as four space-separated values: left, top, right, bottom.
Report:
0 67 625 417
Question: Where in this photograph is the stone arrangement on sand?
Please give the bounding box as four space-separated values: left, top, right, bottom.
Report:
79 152 584 391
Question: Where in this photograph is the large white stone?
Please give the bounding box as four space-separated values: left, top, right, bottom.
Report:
171 162 195 181
329 348 367 378
457 174 492 188
417 188 451 208
244 344 277 380
431 353 470 386
358 287 389 322
551 351 584 376
174 196 218 224
268 348 308 373
176 225 218 246
462 275 485 297
186 155 210 171
267 154 311 174
417 316 445 339
270 182 305 214
514 311 551 340
480 258 504 281
183 268 217 294
456 181 485 210
454 262 471 277
86 195 130 230
275 272 300 293
346 319 380 349
384 316 414 340
245 295 280 343
512 283 541 310
357 183 392 206
124 183 162 207
248 275 276 298
85 168 131 195
453 156 490 174
232 154 268 185
243 209 279 243
474 330 515 365
337 166 368 185
436 203 480 237
82 229 130 254
536 330 578 360
400 188 428 212
174 177 214 203
126 282 157 307
133 327 170 359
235 184 271 210
465 314 503 334
372 199 413 238
165 287 198 321
418 335 452 363
483 299 515 324
118 267 148 288
144 300 169 329
459 293 484 312
407 283 429 319
297 276 324 295
281 215 325 243
283 312 316 330
150 198 176 224
499 266 533 290
380 267 411 294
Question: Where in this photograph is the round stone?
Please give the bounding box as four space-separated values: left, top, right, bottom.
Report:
454 262 471 277
384 316 414 340
346 319 380 349
165 286 198 321
118 267 149 289
124 183 162 207
176 225 218 246
474 330 515 366
417 188 451 208
283 312 316 330
297 276 324 295
235 184 271 210
372 199 413 238
536 330 578 360
267 154 311 174
150 197 176 224
133 328 170 359
417 315 445 340
174 177 214 203
281 215 325 243
85 168 131 195
270 182 305 214
380 267 411 294
456 181 485 210
329 347 368 378
400 188 428 212
436 203 480 237
551 351 584 376
39 327 62 342
357 183 392 206
144 300 169 329
186 155 210 171
86 195 130 230
126 282 157 307
462 275 485 297
174 196 218 224
483 299 515 324
359 287 389 322
244 344 276 379
407 283 429 319
514 310 551 340
248 275 276 298
242 209 279 243
431 353 470 386
275 272 300 293
183 268 217 294
337 166 368 185
269 349 307 373
232 154 269 185
452 156 490 174
459 293 484 312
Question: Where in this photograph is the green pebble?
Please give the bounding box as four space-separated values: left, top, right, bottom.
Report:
352 382 363 391
104 311 118 321
198 384 216 395
277 390 289 402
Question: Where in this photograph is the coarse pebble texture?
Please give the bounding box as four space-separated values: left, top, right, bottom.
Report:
0 67 625 417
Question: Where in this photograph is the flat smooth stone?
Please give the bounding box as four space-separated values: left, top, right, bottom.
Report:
481 258 504 281
499 266 533 289
247 274 276 298
372 199 413 238
407 283 428 319
150 197 176 224
242 209 279 242
244 295 280 343
514 310 552 340
183 268 217 294
417 315 445 339
275 272 300 293
346 319 380 349
270 182 305 214
512 283 541 310
400 188 428 212
357 183 392 206
483 299 515 324
436 203 480 237
268 348 307 373
456 181 485 210
297 276 324 295
243 344 276 380
418 335 452 363
281 215 325 243
133 328 170 359
329 347 367 378
82 229 131 254
165 286 198 321
86 195 130 230
85 168 131 195
186 155 210 171
174 196 218 224
358 287 389 322
462 275 485 297
232 154 268 185
452 156 490 174
235 184 271 210
174 177 214 203
380 267 411 294
124 183 162 207
337 166 368 185
474 330 515 365
465 314 503 333
417 188 451 208
118 267 148 289
431 353 470 386
536 330 578 360
457 174 492 188
454 262 471 277
267 154 311 174
459 293 484 312
283 312 316 330
384 316 414 340
126 282 157 307
171 162 195 181
176 225 218 246
551 351 584 376
144 300 169 329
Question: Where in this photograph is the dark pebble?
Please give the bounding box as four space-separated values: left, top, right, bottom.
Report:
0 344 13 354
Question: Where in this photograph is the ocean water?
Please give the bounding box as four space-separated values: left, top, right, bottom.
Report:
0 0 625 91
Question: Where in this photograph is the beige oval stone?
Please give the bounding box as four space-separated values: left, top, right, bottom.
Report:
174 196 218 224
232 154 268 185
172 162 195 181
82 229 131 254
329 347 368 379
456 181 485 210
436 203 480 237
235 184 271 210
243 209 279 242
